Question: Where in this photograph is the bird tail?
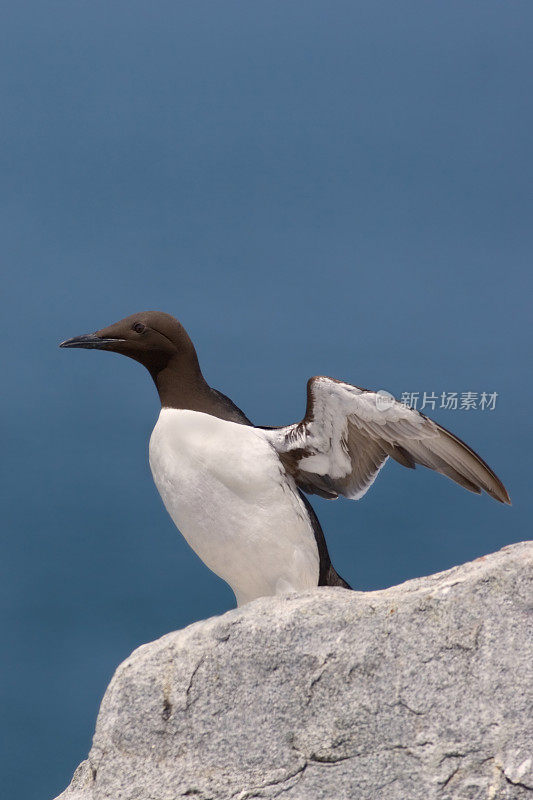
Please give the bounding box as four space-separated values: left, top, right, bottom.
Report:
321 563 352 589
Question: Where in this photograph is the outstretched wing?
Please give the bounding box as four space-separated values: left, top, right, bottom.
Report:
265 376 510 504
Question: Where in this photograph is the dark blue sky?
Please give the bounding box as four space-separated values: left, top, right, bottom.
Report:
2 3 531 798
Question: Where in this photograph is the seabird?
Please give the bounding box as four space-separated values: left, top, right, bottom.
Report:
60 311 510 605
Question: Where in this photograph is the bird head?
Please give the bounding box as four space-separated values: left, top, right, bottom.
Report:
59 311 198 376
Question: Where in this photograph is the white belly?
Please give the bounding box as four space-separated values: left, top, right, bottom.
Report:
148 408 319 605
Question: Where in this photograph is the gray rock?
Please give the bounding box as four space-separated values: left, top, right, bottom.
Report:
56 542 533 800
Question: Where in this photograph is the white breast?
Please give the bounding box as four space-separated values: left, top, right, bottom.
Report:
148 408 319 605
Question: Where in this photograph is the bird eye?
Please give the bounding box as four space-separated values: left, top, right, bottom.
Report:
132 322 145 334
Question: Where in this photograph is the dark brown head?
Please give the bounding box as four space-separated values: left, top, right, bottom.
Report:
60 311 207 407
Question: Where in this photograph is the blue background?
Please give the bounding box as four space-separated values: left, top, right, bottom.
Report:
2 3 531 798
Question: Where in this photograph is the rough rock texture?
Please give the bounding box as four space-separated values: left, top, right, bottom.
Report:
56 542 532 800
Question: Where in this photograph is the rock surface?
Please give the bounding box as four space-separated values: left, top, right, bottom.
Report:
56 542 532 800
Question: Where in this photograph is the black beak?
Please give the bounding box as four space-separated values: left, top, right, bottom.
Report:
59 333 126 349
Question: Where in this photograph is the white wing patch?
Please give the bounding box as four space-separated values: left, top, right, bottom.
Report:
265 376 510 504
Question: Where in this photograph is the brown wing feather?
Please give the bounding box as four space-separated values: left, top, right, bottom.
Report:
270 376 510 505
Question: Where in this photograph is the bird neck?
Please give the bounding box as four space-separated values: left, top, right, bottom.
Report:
150 352 212 412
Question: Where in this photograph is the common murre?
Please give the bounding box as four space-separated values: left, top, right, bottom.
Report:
60 311 510 605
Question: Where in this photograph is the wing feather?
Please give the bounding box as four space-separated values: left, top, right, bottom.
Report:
267 376 510 504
